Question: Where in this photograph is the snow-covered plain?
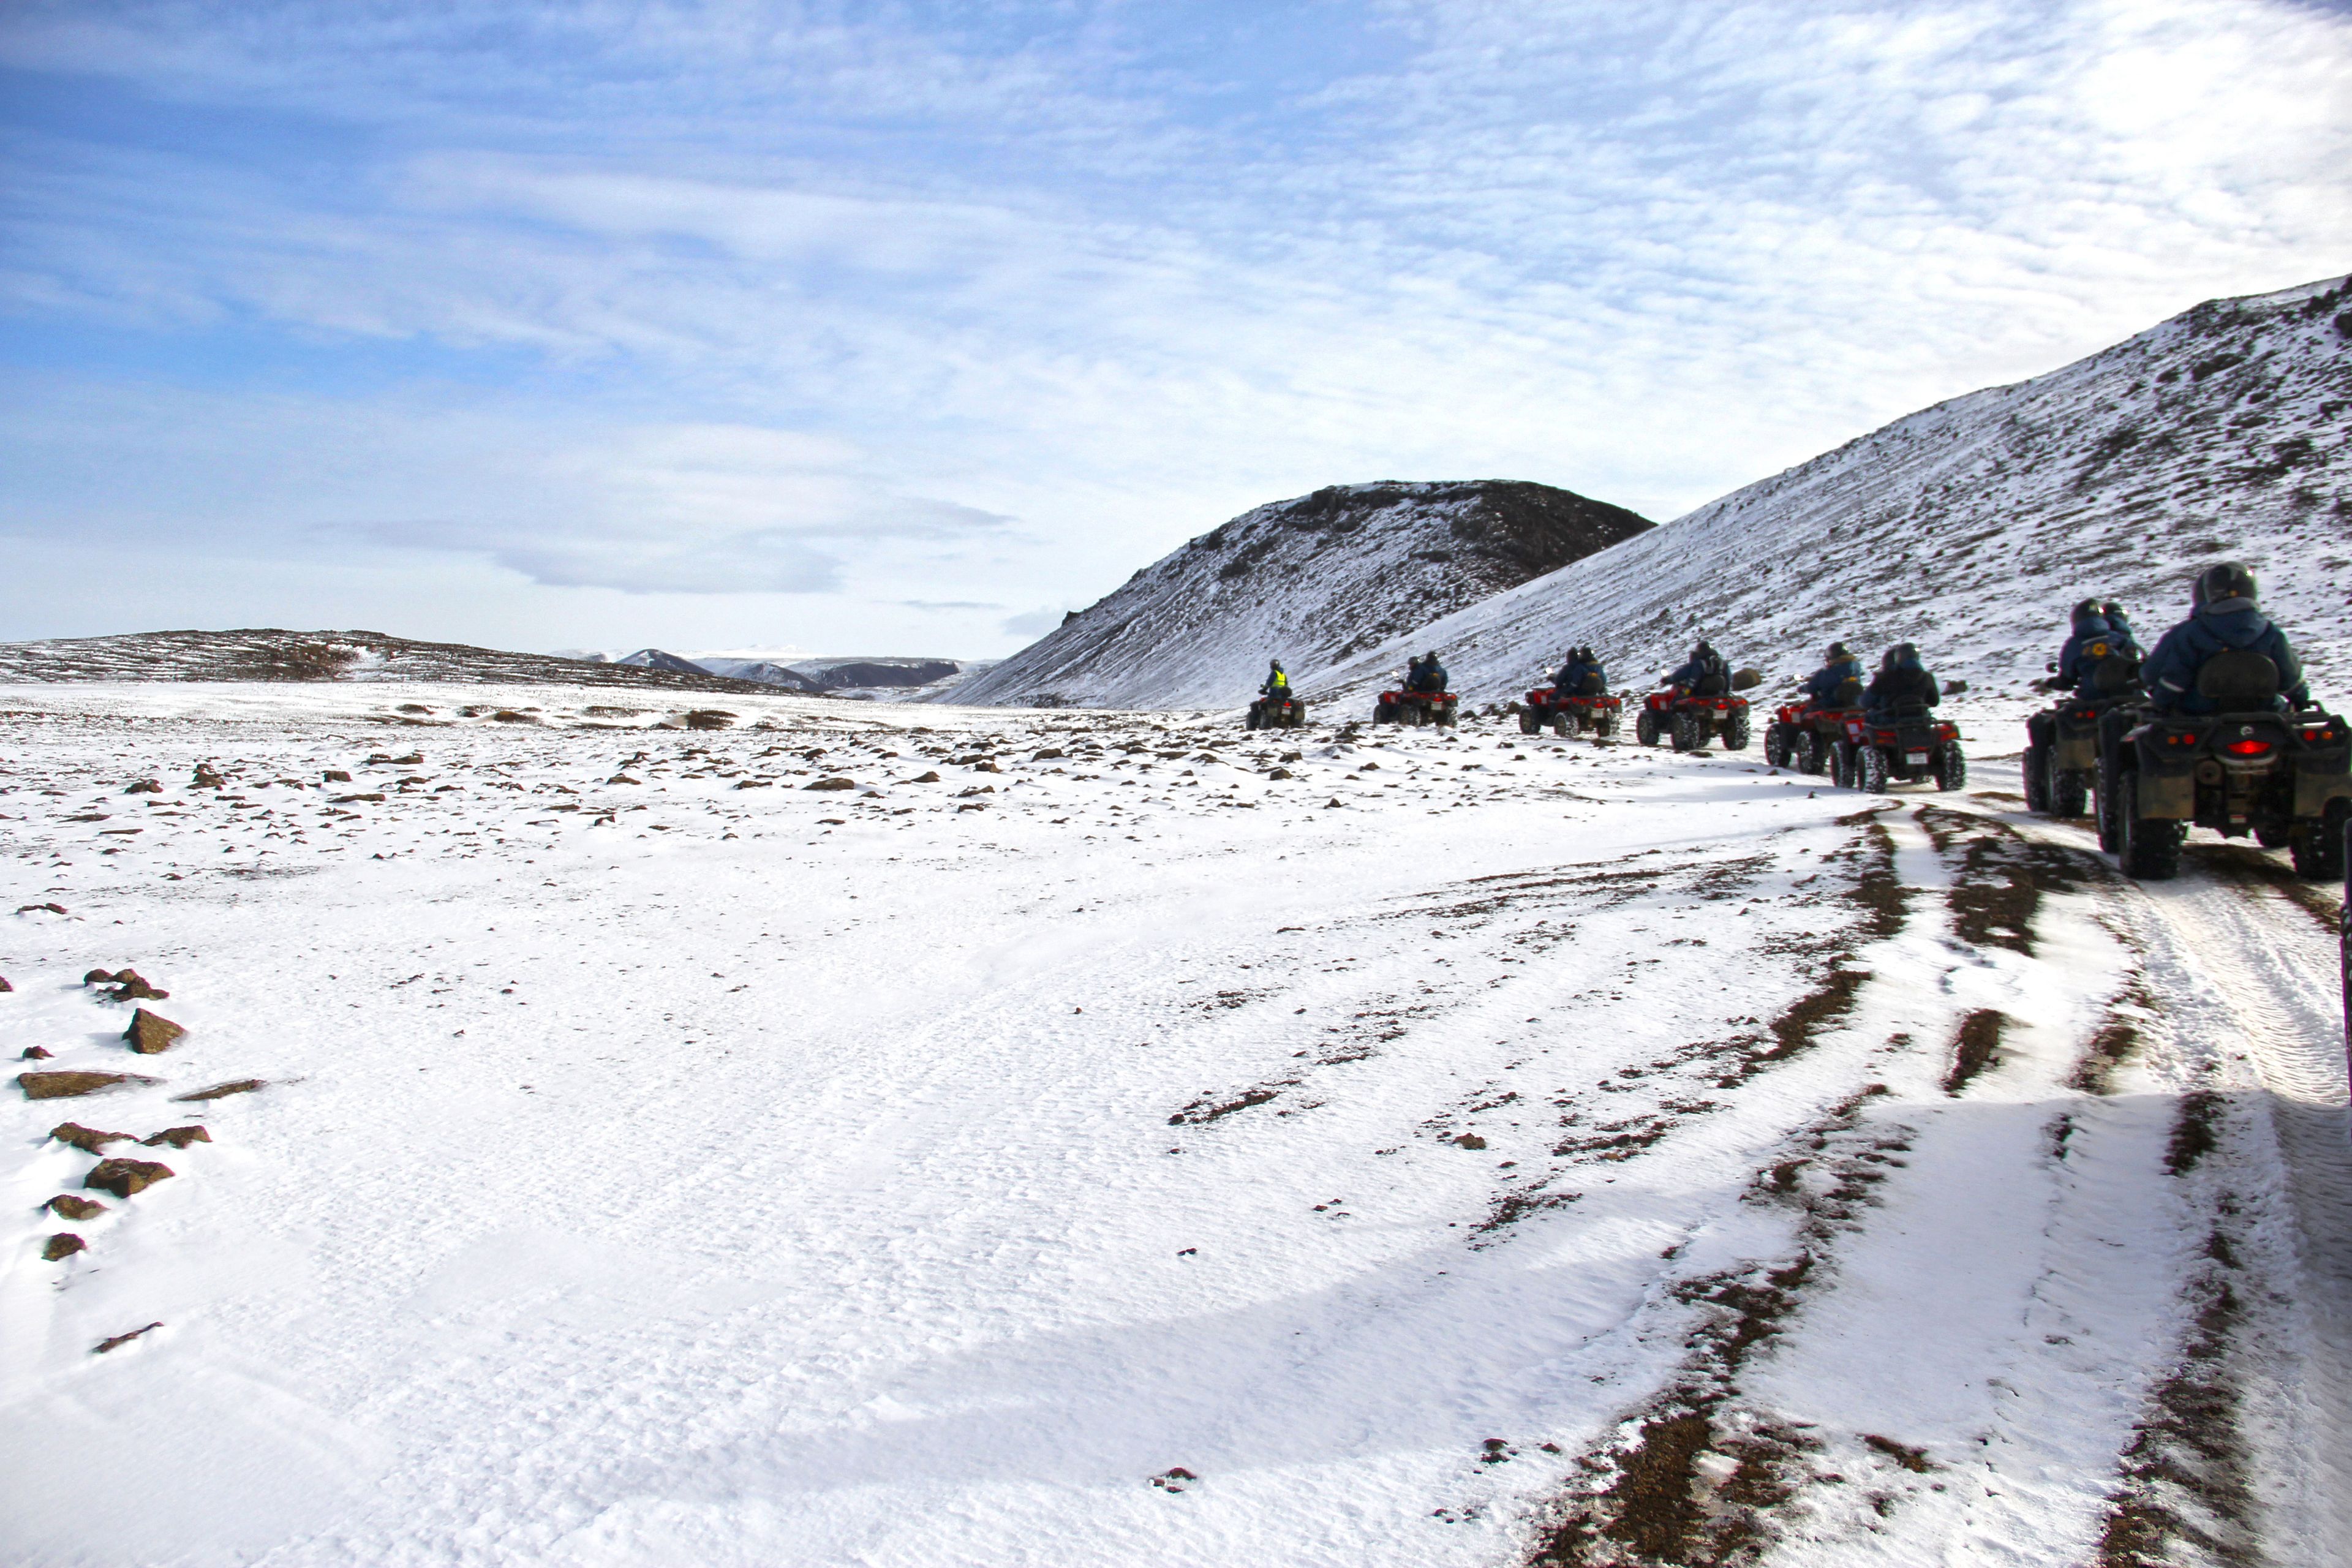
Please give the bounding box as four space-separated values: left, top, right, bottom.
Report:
2 682 2346 1567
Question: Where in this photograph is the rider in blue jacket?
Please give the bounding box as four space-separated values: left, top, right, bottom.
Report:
2056 599 2141 699
2141 564 2309 714
1665 640 1730 696
1803 642 1864 710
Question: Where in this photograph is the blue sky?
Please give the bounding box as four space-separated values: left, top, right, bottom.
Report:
4 0 2348 657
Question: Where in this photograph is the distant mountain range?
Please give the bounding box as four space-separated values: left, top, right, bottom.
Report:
584 650 979 697
0 629 775 690
946 480 1653 708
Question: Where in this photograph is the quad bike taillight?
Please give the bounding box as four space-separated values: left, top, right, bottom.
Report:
2222 737 2274 757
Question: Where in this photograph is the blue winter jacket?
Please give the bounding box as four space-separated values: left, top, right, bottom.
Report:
1667 652 1728 694
2056 612 2140 699
1412 663 1450 694
2141 600 2309 714
1804 657 1865 706
1553 659 1605 696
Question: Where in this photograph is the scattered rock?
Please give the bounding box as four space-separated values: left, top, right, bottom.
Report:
804 777 858 791
1280 751 1303 763
105 970 169 1001
124 779 163 794
1454 1133 1489 1150
488 710 537 723
46 1194 107 1220
17 902 67 915
85 968 120 985
94 1322 164 1354
330 793 386 804
21 1046 50 1059
1267 768 1294 780
85 1158 175 1198
43 1234 87 1262
1033 747 1066 760
192 764 225 788
971 760 1003 773
1149 1467 1199 1491
124 1009 186 1054
172 1079 265 1102
396 703 432 714
957 802 988 812
368 752 424 765
322 769 352 783
142 1125 213 1149
683 710 736 730
50 1121 137 1153
0 974 11 992
910 771 942 783
608 774 641 785
19 1071 159 1100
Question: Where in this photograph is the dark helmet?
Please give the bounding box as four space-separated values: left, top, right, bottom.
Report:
1826 641 1850 661
2192 562 2256 607
1893 642 1921 668
1425 650 1439 663
1269 659 1283 671
2071 597 2103 625
1693 639 1713 658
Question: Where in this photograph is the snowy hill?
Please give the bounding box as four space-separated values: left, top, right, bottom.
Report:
947 480 1653 708
1299 274 2352 726
0 629 772 693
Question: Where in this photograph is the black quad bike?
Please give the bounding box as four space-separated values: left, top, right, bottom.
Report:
1833 703 1967 792
1246 693 1306 730
2095 650 2352 881
1763 700 1860 774
1520 682 1622 741
1375 688 1458 728
2025 652 2143 818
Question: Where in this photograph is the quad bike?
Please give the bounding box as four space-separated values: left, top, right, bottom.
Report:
1520 684 1623 741
1374 688 1459 728
1832 703 1966 791
2095 650 2351 881
1763 701 1861 774
2024 652 2143 818
1246 693 1306 730
1635 683 1755 752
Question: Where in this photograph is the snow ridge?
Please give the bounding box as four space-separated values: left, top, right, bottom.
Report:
947 480 1652 709
1299 274 2352 723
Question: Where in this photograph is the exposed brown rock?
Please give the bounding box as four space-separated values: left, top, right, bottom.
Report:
124 1009 186 1055
124 778 164 794
17 902 67 914
43 1234 86 1262
20 1070 159 1100
330 793 386 804
1454 1133 1489 1150
85 1158 175 1198
323 769 352 782
172 1079 266 1102
141 1125 213 1149
21 1046 50 1059
683 710 737 729
804 777 858 791
192 764 226 788
94 1322 164 1354
910 771 942 783
106 970 169 1001
0 974 12 992
1033 748 1065 760
50 1121 136 1153
85 968 121 985
47 1194 108 1220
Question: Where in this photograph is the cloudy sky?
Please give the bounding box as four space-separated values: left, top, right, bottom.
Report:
4 0 2348 658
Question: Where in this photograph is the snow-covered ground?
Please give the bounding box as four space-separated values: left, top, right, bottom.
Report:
3 682 2346 1567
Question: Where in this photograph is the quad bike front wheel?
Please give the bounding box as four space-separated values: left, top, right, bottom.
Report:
1518 709 1540 735
2049 760 2086 817
2023 744 2050 813
2117 771 2185 880
1936 742 1967 793
1635 709 1660 746
1832 742 1857 790
1764 723 1792 769
1856 745 1891 793
1721 710 1751 751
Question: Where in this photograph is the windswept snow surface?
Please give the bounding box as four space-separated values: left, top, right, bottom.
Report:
1301 275 2352 727
2 686 2346 1567
950 481 1651 710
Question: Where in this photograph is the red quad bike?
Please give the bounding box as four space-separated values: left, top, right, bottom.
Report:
1245 693 1306 730
1763 701 1861 775
1374 688 1458 728
1636 688 1753 752
1833 703 1966 791
2095 650 2351 882
1520 685 1623 741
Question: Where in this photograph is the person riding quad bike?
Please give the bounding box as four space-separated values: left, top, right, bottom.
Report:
1766 641 1865 771
2097 562 2350 879
1378 651 1458 727
1246 660 1305 729
1834 643 1964 791
1523 646 1620 739
2026 600 2145 817
1638 639 1751 751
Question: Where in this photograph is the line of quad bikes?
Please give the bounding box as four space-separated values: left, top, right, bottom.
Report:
1251 652 2352 1050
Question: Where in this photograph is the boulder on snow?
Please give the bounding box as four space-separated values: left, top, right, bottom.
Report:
682 710 736 730
192 764 225 788
124 1009 186 1054
124 779 164 794
84 1158 174 1198
84 968 119 985
105 970 169 1001
910 771 942 783
804 777 857 791
50 1121 136 1154
322 769 352 782
142 1125 213 1150
1453 1133 1489 1150
21 1046 50 1059
172 1078 266 1102
19 1070 160 1100
43 1234 86 1262
0 974 12 992
46 1194 107 1220
93 1322 164 1354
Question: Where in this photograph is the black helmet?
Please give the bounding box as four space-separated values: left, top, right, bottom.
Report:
2071 597 2102 625
1826 640 1850 660
1269 659 1283 671
2193 562 2255 607
1425 650 1438 663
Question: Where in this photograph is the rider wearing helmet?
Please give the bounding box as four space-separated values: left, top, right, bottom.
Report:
2057 598 2142 699
2141 563 2309 714
1665 639 1731 697
1863 643 1939 721
1261 660 1291 700
1412 651 1450 695
1802 641 1865 710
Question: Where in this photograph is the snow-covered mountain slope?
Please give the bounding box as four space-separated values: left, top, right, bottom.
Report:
1292 274 2352 725
0 630 772 693
948 481 1652 709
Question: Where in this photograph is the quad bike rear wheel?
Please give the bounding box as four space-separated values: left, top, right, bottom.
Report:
2256 824 2290 850
1518 709 1540 735
1856 745 1891 794
2049 760 2086 817
1793 731 1820 774
1553 714 1572 737
2117 771 2184 880
2094 758 2123 853
1764 722 1792 769
2023 744 2049 813
1374 702 1396 725
1832 742 1857 790
1936 742 1967 793
1670 710 1705 752
1721 710 1751 751
1635 709 1660 746
2290 799 2350 881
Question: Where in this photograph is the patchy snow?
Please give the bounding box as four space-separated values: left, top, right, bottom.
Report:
1299 274 2352 733
950 482 1652 710
3 683 2343 1566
